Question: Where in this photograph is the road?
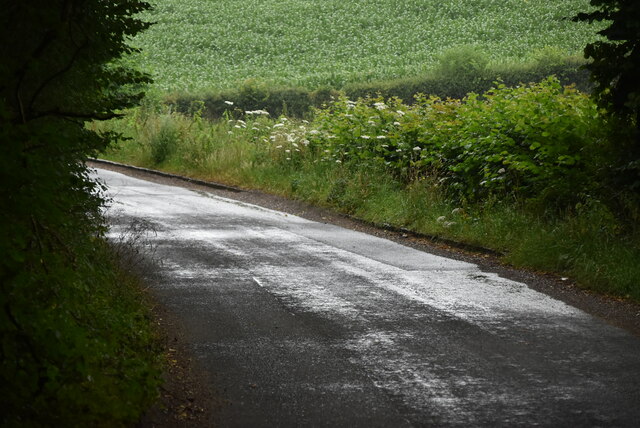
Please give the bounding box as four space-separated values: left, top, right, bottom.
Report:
95 167 640 427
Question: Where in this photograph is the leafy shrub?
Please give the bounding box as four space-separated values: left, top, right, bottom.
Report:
298 78 607 208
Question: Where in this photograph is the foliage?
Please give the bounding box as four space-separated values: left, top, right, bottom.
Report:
0 0 161 425
133 0 600 92
574 0 640 124
574 0 640 195
300 78 608 207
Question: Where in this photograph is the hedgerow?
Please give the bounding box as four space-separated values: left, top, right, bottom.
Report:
167 56 590 119
272 78 609 210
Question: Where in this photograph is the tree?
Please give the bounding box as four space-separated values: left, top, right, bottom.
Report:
574 0 640 200
574 0 640 138
0 1 157 424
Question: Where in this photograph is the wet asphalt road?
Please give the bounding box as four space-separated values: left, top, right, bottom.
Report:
96 168 640 427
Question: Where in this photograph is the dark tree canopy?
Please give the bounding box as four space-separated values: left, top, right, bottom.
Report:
575 0 640 128
1 1 156 424
0 0 151 124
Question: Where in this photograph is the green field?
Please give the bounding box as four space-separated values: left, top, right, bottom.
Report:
135 0 600 92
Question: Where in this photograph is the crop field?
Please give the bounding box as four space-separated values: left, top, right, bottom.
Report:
134 0 600 92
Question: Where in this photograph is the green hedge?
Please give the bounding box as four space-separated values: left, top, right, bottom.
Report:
166 56 590 119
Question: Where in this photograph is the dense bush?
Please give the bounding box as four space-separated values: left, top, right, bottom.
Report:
271 78 609 209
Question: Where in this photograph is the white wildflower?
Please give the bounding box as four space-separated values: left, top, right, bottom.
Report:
377 136 386 139
275 145 283 149
381 144 389 148
285 149 290 153
224 100 234 105
301 139 310 146
393 121 401 126
413 146 421 151
374 102 387 110
273 123 284 128
437 216 447 223
498 168 506 174
309 130 320 135
396 110 405 116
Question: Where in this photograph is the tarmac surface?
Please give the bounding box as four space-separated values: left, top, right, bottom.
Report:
95 167 640 427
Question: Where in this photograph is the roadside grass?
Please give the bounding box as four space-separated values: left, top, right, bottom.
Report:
96 92 640 302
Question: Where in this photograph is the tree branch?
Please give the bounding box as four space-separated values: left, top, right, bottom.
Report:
29 109 124 122
26 41 89 118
